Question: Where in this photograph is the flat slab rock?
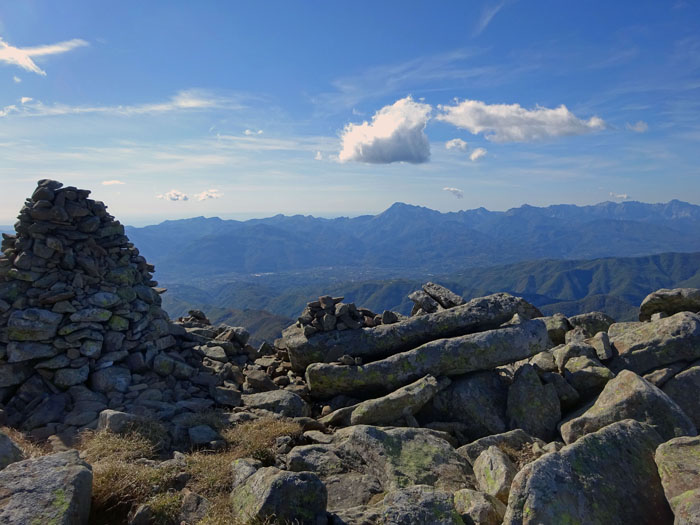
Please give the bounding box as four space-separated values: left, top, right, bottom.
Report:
306 318 550 398
284 293 542 372
0 450 93 525
504 419 673 525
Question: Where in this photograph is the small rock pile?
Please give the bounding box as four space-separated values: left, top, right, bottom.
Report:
295 294 402 337
408 281 466 315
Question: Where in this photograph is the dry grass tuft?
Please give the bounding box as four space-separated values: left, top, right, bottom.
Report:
79 429 159 464
0 426 50 458
498 443 541 470
147 491 183 525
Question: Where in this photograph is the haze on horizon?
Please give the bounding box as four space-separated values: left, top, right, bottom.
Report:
1 1 699 225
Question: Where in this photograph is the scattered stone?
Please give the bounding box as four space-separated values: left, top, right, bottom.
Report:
241 390 311 417
473 445 517 504
381 485 463 525
639 287 700 321
453 489 506 525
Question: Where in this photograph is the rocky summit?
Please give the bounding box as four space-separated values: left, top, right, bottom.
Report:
0 180 699 525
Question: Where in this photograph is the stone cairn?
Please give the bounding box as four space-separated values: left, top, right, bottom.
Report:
0 180 266 442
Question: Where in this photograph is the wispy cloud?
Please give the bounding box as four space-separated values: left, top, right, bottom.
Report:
314 151 323 160
12 75 21 83
101 180 125 186
20 97 32 104
437 99 605 142
195 189 222 201
0 89 244 119
443 186 464 199
473 1 512 37
626 120 649 133
244 129 263 135
609 192 629 200
445 138 468 151
156 189 188 201
0 37 88 76
339 96 432 164
470 147 487 161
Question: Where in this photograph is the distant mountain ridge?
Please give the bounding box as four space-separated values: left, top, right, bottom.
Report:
124 199 700 280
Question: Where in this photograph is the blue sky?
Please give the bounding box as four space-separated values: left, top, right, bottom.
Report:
1 1 699 225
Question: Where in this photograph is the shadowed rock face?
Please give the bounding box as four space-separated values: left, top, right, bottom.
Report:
305 318 551 398
283 292 543 372
504 420 673 525
639 287 700 321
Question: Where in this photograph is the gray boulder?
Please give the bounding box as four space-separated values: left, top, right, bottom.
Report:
7 308 62 341
241 390 311 417
381 485 464 525
639 287 700 321
562 355 614 398
287 425 473 510
655 435 700 516
453 489 506 525
457 429 544 465
284 293 542 372
609 312 700 374
0 450 92 524
663 363 700 429
422 282 466 309
506 364 561 441
230 466 327 525
321 374 447 427
0 430 23 471
504 419 672 524
539 313 571 346
568 311 615 338
473 446 517 504
306 319 551 398
559 370 697 444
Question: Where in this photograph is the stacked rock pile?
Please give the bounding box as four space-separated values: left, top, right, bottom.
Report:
408 281 466 315
295 295 403 337
0 180 310 447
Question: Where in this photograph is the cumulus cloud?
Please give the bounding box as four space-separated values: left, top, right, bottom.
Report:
0 37 88 76
339 96 432 164
626 121 648 133
13 76 21 83
101 180 125 186
443 187 464 199
445 138 468 151
156 189 188 201
194 189 222 201
244 129 263 135
470 147 487 161
609 192 629 201
436 99 605 142
314 151 323 160
20 97 32 104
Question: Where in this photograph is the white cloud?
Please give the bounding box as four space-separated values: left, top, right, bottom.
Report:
20 97 32 104
445 138 468 151
437 99 605 142
443 187 464 199
101 180 125 186
314 151 323 160
244 129 263 135
609 192 629 200
156 189 188 201
470 147 487 161
0 89 241 118
12 75 21 83
473 1 510 37
339 96 432 164
626 120 649 133
194 189 222 201
0 37 88 76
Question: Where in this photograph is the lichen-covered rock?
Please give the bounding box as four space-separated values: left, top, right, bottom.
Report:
0 430 23 471
559 370 697 444
306 319 551 398
322 374 446 427
285 293 542 372
7 308 62 341
539 313 571 345
230 466 327 525
655 436 700 514
0 450 92 525
663 363 700 429
287 425 473 510
639 287 700 321
562 355 614 398
609 312 700 374
473 446 517 504
241 390 311 417
453 489 506 525
586 331 614 360
422 282 466 309
506 364 560 442
381 485 465 525
503 420 673 525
